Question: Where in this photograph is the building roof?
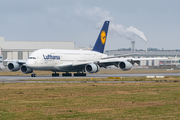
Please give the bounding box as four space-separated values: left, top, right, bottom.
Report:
0 37 74 50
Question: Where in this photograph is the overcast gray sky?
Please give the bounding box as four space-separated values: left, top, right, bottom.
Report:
0 0 179 50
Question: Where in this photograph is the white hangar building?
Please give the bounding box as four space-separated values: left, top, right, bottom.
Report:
105 50 180 68
0 37 74 67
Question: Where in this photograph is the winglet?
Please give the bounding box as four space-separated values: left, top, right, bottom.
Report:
92 21 110 53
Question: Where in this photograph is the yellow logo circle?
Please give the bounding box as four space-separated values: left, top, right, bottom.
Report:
100 31 106 44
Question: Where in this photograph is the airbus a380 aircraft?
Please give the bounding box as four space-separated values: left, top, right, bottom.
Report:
6 21 170 77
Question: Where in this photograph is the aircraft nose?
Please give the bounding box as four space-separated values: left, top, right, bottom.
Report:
26 60 34 68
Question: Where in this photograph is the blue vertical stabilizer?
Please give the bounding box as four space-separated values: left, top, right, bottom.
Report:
92 21 110 53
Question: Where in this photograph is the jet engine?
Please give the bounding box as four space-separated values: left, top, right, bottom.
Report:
85 63 100 73
119 61 133 71
7 62 20 71
20 65 33 74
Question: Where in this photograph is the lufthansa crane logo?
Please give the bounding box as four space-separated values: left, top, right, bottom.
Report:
100 31 106 44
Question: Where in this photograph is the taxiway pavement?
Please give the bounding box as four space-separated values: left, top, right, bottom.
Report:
0 72 179 83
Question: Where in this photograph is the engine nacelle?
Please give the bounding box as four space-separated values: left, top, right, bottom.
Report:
7 62 20 71
20 65 33 74
85 63 100 73
119 61 133 71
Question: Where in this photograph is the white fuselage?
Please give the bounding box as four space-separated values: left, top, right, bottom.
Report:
26 49 107 72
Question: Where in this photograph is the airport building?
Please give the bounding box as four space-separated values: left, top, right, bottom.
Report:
0 37 74 67
105 50 180 68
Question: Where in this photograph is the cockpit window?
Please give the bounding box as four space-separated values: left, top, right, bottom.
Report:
28 57 36 59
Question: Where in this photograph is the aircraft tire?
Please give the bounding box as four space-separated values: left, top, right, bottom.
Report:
56 73 59 77
31 74 36 77
62 73 71 77
52 73 59 77
74 73 78 76
74 73 86 77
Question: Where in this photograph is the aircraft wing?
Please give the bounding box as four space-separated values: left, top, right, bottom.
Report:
57 57 170 70
98 57 170 68
4 60 26 64
101 53 140 59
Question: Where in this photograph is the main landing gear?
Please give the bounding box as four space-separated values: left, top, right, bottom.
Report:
52 72 59 77
61 72 86 77
74 72 86 76
62 72 72 77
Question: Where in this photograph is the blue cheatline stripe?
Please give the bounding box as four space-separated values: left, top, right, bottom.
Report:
92 21 110 53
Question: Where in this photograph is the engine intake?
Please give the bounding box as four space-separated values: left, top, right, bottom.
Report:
119 61 133 71
7 62 20 71
20 65 33 74
85 63 100 73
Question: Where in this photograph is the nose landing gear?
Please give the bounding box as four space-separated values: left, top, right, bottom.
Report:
31 72 36 77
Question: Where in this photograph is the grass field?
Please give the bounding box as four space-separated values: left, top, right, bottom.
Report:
0 81 180 119
19 75 180 82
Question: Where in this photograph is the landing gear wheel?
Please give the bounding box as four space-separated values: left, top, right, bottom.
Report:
74 73 77 76
62 72 72 77
74 73 86 77
52 73 59 77
31 73 36 77
83 73 86 76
